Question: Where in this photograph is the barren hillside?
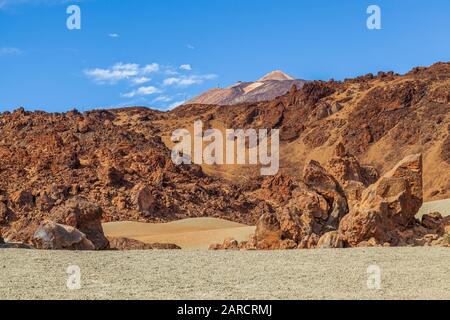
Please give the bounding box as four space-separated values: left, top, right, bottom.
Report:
0 62 449 246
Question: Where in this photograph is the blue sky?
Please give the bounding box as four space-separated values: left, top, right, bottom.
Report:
0 0 449 112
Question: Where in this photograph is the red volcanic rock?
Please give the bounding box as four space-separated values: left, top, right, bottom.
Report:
0 202 11 224
276 191 325 243
98 165 125 187
326 143 377 187
326 143 379 209
209 237 247 250
108 237 180 250
134 186 157 217
303 160 348 231
339 154 423 246
317 231 344 249
254 212 282 249
50 197 109 250
11 190 34 210
260 174 294 203
297 233 320 249
32 221 95 250
421 212 444 231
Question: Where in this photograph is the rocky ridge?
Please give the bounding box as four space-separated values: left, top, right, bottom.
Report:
210 145 450 250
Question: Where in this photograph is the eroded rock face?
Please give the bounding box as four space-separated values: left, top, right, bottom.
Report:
260 174 294 203
326 143 379 209
317 231 343 249
339 154 423 246
32 221 95 250
50 197 109 250
212 150 448 250
254 212 282 249
303 160 348 231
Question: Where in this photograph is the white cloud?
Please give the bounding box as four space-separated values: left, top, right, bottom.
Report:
179 64 192 71
186 44 195 50
131 77 151 85
153 96 172 103
84 63 139 84
109 33 120 38
121 86 160 98
142 63 160 74
0 47 23 56
163 74 217 87
167 100 186 110
84 63 159 85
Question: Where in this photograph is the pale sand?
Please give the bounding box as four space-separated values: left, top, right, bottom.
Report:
417 199 450 219
103 200 450 250
103 218 255 250
0 248 449 300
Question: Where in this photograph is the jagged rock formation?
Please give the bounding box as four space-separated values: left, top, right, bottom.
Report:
169 62 450 201
210 146 450 249
0 62 449 250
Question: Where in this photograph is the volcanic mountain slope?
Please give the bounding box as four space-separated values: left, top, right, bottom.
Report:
0 108 267 243
161 62 450 201
0 62 449 246
186 70 307 105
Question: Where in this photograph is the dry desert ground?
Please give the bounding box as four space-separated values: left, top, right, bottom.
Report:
0 201 449 300
0 247 449 300
101 200 450 250
102 218 256 250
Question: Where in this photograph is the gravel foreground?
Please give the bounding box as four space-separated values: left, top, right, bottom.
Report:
0 248 449 300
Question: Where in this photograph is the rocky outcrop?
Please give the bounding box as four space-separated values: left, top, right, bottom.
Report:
303 160 348 231
108 237 181 250
325 144 379 210
50 197 109 250
317 231 344 249
339 154 423 246
32 221 95 250
211 152 449 250
134 186 157 217
0 62 449 250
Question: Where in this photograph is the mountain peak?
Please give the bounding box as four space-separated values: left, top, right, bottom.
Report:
257 70 294 82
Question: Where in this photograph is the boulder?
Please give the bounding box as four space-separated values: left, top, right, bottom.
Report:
98 165 125 187
317 231 344 249
260 174 294 203
11 190 34 209
32 221 95 250
303 160 348 231
221 238 240 250
254 212 282 249
339 154 423 246
50 197 109 250
298 233 320 249
326 143 379 209
0 202 10 224
134 186 157 217
326 143 367 186
208 238 242 250
421 212 444 231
